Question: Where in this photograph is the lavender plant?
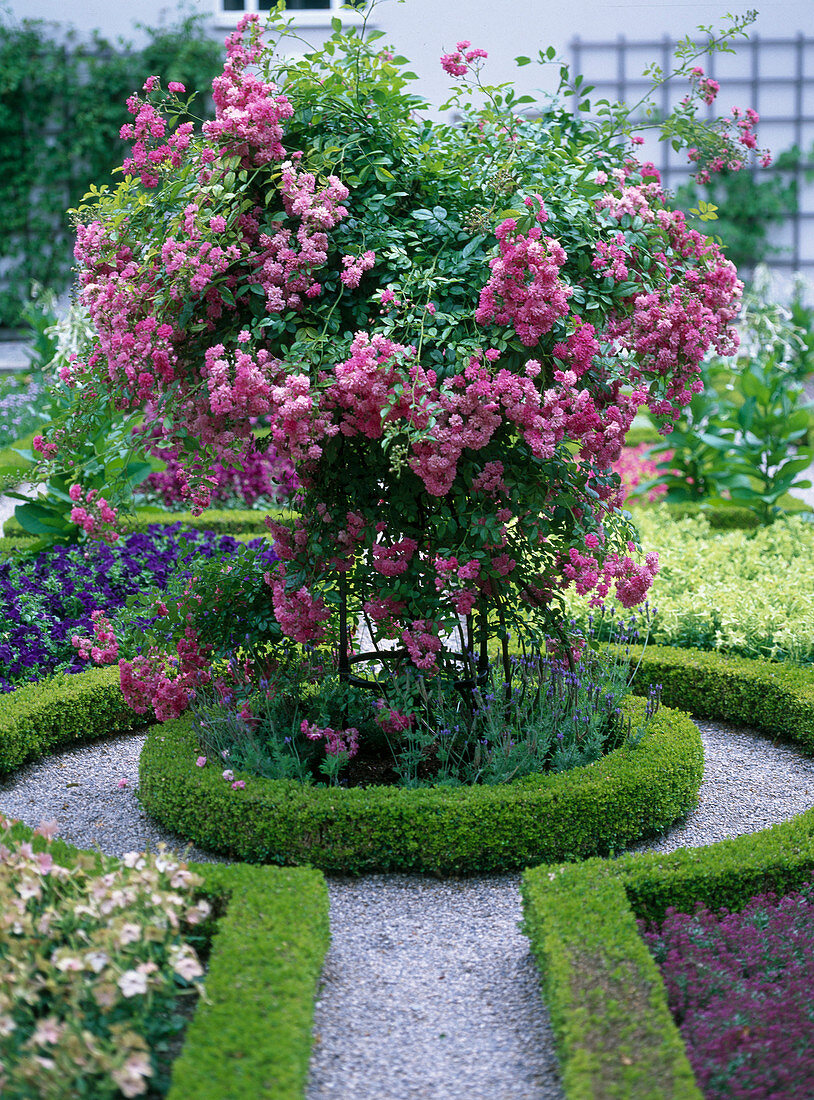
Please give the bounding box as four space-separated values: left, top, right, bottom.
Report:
190 613 662 789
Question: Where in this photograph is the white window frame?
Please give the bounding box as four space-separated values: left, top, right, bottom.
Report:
213 0 369 29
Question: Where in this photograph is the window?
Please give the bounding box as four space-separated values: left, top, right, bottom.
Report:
214 0 368 28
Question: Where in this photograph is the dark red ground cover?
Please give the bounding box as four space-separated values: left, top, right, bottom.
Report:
640 877 814 1098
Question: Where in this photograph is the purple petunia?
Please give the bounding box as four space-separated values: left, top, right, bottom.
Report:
1 523 276 691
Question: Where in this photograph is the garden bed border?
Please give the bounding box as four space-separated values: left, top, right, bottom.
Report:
522 649 814 1100
137 702 703 875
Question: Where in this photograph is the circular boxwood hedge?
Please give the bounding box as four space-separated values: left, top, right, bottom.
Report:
9 645 814 876
137 699 704 875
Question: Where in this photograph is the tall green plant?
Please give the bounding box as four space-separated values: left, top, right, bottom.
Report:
639 284 814 522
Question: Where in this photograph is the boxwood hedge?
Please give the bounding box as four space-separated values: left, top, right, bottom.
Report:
136 696 703 875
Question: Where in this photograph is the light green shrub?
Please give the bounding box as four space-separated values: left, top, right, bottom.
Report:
564 507 814 662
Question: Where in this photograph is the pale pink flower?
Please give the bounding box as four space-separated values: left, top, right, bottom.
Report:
118 969 148 997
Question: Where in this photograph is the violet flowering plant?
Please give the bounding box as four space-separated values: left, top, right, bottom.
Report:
0 524 273 692
641 876 814 1099
37 10 758 717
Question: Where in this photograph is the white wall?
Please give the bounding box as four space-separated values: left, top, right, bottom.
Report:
7 2 814 97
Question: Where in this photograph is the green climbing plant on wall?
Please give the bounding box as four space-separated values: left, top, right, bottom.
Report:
0 9 223 326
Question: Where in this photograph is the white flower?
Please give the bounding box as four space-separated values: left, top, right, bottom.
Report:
171 946 204 982
117 969 148 998
184 899 211 925
117 922 142 946
16 877 41 901
112 1053 153 1098
53 953 84 972
84 950 109 973
31 1017 63 1045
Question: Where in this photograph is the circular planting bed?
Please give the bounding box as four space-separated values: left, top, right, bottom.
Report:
137 699 703 875
9 647 814 876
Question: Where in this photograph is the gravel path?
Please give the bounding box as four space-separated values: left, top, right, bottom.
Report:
1 718 814 1098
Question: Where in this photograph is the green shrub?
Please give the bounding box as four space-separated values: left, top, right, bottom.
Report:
2 505 281 540
167 862 329 1100
521 644 814 1099
566 507 814 662
0 665 139 775
627 644 814 749
137 696 703 875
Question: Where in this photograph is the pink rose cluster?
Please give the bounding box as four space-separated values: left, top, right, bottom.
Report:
475 213 572 346
68 483 119 543
440 40 488 78
72 610 119 664
301 719 360 758
558 539 660 609
683 68 771 180
119 626 212 722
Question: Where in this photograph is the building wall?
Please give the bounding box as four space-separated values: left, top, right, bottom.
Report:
6 0 814 283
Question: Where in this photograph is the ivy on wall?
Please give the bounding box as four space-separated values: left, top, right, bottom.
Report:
0 12 223 326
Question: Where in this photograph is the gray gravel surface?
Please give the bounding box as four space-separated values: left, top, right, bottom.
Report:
0 729 224 864
2 717 814 1098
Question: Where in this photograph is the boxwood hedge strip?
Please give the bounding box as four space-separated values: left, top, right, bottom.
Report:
0 665 142 776
521 652 814 1100
137 698 703 875
522 865 701 1100
167 861 329 1100
5 645 814 873
2 501 762 543
626 643 814 750
0 818 329 1100
2 505 286 540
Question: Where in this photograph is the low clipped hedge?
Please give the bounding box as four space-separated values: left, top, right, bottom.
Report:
137 697 703 875
2 505 277 540
6 645 814 874
167 860 328 1100
0 816 329 1100
0 665 141 775
626 643 814 750
656 502 761 530
3 666 702 875
520 649 814 1100
522 810 814 1100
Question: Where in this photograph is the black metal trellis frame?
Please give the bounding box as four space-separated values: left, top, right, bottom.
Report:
569 33 814 273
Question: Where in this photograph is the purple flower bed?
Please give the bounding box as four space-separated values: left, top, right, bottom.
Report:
0 524 276 692
640 878 814 1099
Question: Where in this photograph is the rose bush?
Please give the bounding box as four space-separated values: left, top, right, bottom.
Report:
36 11 757 720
